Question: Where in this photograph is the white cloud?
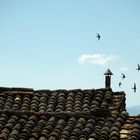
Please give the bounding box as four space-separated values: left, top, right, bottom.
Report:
78 54 120 66
120 67 129 72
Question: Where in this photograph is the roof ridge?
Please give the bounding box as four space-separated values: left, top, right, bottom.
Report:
0 87 34 95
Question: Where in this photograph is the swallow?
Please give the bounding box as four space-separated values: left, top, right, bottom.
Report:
119 82 122 88
132 83 136 93
96 33 101 41
121 73 126 80
136 64 140 71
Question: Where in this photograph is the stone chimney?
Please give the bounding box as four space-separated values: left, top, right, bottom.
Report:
104 69 113 88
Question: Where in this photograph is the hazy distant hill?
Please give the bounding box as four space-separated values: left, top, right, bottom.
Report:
127 105 140 115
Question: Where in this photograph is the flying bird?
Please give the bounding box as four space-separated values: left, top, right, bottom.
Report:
132 83 136 93
96 33 101 41
136 64 140 71
121 73 126 80
119 82 122 88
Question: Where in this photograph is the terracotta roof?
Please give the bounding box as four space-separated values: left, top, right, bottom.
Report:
0 87 139 140
120 116 140 140
0 88 114 112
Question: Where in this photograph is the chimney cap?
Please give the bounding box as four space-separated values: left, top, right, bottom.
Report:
104 69 113 76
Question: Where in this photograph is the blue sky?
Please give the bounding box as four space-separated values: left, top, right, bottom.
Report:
0 0 140 107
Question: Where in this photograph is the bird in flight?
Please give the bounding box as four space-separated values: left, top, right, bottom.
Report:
119 82 122 88
136 64 140 71
132 83 136 93
121 73 126 80
96 33 101 41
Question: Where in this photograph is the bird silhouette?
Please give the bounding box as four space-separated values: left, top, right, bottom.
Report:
136 64 140 71
119 82 122 88
121 73 126 80
132 83 136 93
96 33 101 41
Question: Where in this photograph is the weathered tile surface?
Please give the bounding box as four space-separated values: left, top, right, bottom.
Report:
0 87 139 140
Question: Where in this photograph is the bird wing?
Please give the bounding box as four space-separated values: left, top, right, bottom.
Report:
134 83 136 92
134 83 136 88
132 83 136 92
121 73 125 78
96 33 100 37
119 82 121 87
